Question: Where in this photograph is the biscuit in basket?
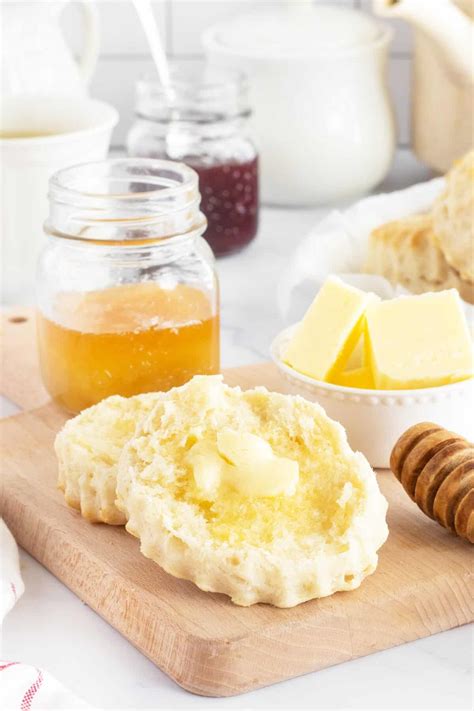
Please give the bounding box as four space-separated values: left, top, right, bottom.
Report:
365 213 474 304
433 150 474 283
55 393 161 524
116 375 388 607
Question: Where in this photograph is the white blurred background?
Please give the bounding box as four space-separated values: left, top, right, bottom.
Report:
61 0 413 149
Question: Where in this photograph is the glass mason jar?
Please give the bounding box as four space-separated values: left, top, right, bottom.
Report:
127 62 259 257
37 158 220 414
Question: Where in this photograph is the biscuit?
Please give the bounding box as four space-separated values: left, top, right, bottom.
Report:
365 213 474 303
433 150 474 283
55 392 161 524
116 375 388 607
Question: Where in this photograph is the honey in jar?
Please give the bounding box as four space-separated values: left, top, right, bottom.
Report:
38 282 219 413
37 158 220 413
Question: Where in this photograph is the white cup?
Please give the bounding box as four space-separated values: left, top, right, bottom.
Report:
0 96 119 303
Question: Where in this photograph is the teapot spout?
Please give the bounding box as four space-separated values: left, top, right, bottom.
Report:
373 0 474 85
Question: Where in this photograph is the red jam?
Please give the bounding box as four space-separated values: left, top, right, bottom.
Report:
189 158 259 256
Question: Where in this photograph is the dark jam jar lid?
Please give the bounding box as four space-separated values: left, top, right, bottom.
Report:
135 60 251 125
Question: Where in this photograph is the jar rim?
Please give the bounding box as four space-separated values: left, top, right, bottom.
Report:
50 157 199 202
138 60 248 94
46 158 206 244
136 59 251 123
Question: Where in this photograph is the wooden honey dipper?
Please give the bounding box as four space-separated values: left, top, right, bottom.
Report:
390 422 474 543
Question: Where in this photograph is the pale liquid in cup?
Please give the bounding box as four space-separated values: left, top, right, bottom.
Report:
0 131 61 139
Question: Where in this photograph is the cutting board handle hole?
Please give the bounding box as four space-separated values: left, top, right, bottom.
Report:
9 316 28 324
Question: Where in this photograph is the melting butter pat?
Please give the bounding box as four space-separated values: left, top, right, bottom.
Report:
187 440 224 500
366 290 474 389
284 276 377 381
187 430 299 499
217 430 299 497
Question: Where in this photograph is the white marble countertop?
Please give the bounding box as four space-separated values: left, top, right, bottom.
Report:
2 150 472 710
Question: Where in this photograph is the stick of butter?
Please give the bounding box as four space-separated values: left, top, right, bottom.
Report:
344 334 365 370
283 276 376 381
329 333 375 388
330 366 374 389
366 289 474 389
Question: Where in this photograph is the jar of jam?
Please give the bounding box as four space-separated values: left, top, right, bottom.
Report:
127 62 259 256
37 158 220 413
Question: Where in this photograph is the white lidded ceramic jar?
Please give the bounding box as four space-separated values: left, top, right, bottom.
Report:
203 4 395 206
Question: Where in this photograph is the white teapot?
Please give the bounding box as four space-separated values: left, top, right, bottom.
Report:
203 4 395 206
373 0 474 171
1 0 99 98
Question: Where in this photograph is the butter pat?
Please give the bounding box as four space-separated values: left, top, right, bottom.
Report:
217 430 299 497
187 440 224 500
187 430 299 499
366 290 474 389
284 276 376 381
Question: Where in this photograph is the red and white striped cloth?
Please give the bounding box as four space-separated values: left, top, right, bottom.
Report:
0 520 90 710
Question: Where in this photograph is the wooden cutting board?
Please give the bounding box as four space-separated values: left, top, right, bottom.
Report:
1 309 473 697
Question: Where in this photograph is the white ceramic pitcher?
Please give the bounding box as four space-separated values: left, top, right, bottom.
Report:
1 0 99 98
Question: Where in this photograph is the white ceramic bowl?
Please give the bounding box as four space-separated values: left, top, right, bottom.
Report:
271 326 474 469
